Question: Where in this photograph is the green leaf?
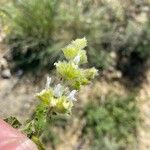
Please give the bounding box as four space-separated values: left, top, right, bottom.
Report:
4 116 22 129
23 103 48 138
33 104 48 136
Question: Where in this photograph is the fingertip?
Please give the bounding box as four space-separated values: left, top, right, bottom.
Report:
0 118 38 150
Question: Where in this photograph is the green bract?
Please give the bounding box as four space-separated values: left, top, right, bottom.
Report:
55 61 82 80
37 89 54 105
62 47 78 60
71 37 87 50
55 61 92 89
62 38 88 64
84 67 98 80
37 88 73 114
78 50 87 64
54 96 73 114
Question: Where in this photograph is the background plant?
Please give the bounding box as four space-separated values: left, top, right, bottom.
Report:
1 0 150 81
2 0 64 71
59 0 150 82
82 92 139 150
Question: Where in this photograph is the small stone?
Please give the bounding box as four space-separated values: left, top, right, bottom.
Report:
110 52 117 59
0 58 8 69
0 32 5 42
16 69 23 77
1 69 11 79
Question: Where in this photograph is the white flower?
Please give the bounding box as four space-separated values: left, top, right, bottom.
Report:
45 76 52 89
67 90 77 101
73 54 80 64
54 84 63 98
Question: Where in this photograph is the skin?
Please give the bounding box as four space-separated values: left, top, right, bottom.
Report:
0 118 38 150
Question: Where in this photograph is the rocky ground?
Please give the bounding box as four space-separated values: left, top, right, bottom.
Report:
0 43 37 122
138 70 150 150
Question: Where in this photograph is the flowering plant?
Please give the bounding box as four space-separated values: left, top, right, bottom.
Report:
5 38 98 149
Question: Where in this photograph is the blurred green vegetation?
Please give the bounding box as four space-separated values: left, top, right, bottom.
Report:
1 0 64 71
82 93 139 150
42 115 68 149
41 115 68 149
0 0 149 79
